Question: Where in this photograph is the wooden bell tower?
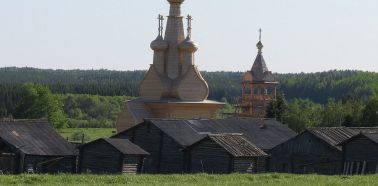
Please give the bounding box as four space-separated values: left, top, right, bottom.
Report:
237 29 278 118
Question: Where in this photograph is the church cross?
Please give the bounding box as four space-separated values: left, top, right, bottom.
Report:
157 14 164 36
259 28 262 42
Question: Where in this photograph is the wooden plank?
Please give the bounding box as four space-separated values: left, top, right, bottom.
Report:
362 161 366 175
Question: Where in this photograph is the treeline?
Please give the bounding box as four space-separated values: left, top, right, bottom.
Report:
1 68 378 104
1 67 378 131
267 95 378 132
1 83 129 129
59 94 130 128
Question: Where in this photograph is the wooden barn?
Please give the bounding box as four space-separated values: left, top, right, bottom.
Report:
79 138 149 174
188 134 268 173
113 117 296 173
339 132 378 175
268 127 378 175
0 120 76 174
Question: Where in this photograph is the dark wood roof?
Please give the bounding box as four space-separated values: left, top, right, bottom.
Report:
0 120 75 156
338 132 378 146
117 118 297 151
207 134 268 157
363 133 378 144
307 127 378 150
103 138 149 155
251 52 276 83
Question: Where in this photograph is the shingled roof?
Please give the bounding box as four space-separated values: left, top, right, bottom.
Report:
0 120 75 156
338 132 378 146
251 53 276 83
102 138 149 155
250 40 277 83
207 134 268 157
307 127 378 150
118 118 297 151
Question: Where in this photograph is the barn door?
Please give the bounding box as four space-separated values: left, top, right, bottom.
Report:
0 153 16 174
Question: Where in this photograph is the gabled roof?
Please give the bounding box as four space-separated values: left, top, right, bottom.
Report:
307 128 358 149
207 134 268 157
0 120 75 156
363 133 378 144
118 118 297 151
307 127 378 150
338 132 378 146
103 138 149 155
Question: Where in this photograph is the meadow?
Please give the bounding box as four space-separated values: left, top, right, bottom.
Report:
1 173 378 186
59 128 115 143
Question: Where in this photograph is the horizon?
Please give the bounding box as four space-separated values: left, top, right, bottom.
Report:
0 0 377 73
1 66 377 74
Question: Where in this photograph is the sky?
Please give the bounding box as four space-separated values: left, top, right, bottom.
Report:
0 0 377 73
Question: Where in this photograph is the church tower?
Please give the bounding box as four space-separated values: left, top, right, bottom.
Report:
238 29 278 118
116 0 224 132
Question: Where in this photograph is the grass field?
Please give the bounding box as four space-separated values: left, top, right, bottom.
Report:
1 173 378 186
59 128 115 143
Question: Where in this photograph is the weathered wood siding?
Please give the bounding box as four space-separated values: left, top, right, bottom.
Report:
343 136 378 174
79 140 123 174
23 155 76 174
233 157 266 173
190 139 230 173
122 155 141 174
159 134 185 173
269 132 342 175
118 123 162 173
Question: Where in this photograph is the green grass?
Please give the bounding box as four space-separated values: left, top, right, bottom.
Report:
59 128 116 143
1 173 378 186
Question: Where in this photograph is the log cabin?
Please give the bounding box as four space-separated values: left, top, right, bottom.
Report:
188 134 268 173
79 138 149 174
0 120 76 174
339 132 378 175
113 117 296 173
269 127 378 175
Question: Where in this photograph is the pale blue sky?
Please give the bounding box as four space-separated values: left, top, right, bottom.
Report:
0 0 377 73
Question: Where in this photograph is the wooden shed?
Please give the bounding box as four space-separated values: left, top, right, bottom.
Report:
0 120 76 174
188 134 268 173
79 138 149 174
339 132 378 175
113 117 296 173
269 127 378 175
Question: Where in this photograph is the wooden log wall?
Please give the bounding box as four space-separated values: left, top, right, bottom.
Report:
24 155 76 174
343 136 378 175
190 139 230 173
268 132 342 175
233 157 255 173
79 140 122 174
118 123 164 173
122 155 141 174
159 134 185 173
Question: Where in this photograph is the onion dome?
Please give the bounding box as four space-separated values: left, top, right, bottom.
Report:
150 35 168 51
179 37 198 52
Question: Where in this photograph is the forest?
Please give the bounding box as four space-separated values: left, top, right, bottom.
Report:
0 67 377 132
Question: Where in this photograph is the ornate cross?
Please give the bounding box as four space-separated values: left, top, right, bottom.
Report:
157 14 164 36
186 15 193 38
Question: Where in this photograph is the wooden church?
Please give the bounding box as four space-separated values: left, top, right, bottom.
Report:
116 0 224 132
